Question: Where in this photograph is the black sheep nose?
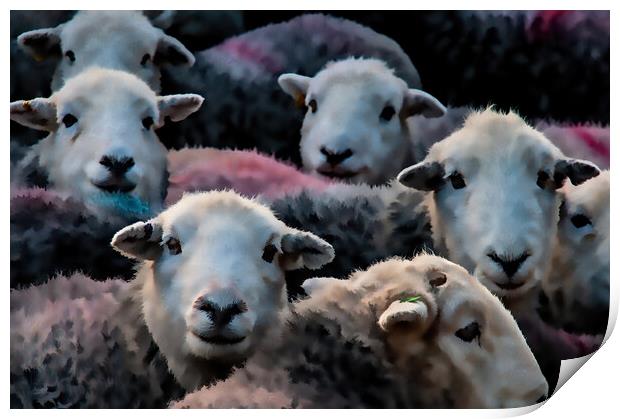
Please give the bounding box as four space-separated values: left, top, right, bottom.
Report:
487 251 530 279
320 146 353 165
194 299 248 329
99 155 135 176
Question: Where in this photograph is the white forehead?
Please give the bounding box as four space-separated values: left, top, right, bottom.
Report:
428 109 563 173
61 11 159 47
309 58 406 101
52 68 157 110
158 191 285 240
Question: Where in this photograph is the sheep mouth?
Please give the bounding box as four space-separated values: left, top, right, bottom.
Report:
92 179 136 194
190 331 246 346
316 168 360 179
494 281 526 291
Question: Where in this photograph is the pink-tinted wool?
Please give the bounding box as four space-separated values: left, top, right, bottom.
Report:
166 148 332 205
540 124 609 169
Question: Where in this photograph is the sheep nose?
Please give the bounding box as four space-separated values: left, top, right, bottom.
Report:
194 298 248 329
99 155 135 176
487 251 530 279
320 146 353 165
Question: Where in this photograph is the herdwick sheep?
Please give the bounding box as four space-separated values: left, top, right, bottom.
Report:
10 67 203 220
165 147 332 206
539 171 610 335
157 14 423 165
172 255 548 409
16 10 195 93
278 58 446 185
10 187 138 289
10 273 184 408
111 190 335 391
397 108 600 310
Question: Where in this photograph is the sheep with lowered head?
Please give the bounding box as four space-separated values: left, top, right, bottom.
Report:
539 171 610 335
111 190 335 391
173 255 548 409
10 67 203 219
278 58 446 185
16 10 194 93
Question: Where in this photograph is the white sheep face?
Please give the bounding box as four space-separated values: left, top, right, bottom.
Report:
279 58 445 185
304 255 548 408
111 191 334 390
10 68 203 217
17 11 194 92
542 171 609 333
398 110 600 299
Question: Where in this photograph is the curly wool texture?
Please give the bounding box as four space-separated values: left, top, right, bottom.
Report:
10 188 139 289
173 312 420 409
158 14 421 165
10 274 185 408
165 147 331 206
271 182 433 298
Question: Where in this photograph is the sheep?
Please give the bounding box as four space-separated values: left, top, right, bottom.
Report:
10 187 138 289
277 58 446 185
172 255 548 409
110 190 335 391
539 171 610 335
157 13 422 165
16 10 194 93
397 109 600 311
10 67 203 220
10 273 184 408
165 147 332 206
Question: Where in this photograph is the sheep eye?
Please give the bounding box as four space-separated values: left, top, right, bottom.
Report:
449 171 466 189
537 171 551 190
571 214 592 228
166 237 182 255
142 116 154 130
262 243 278 263
62 114 78 128
429 271 447 287
141 53 151 66
308 99 317 113
380 105 396 122
455 321 481 343
65 50 75 62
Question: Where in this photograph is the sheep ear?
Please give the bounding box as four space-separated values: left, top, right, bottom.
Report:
553 159 600 187
397 161 446 191
10 99 58 131
157 94 204 126
279 229 335 271
17 27 63 61
301 277 340 295
154 33 195 67
278 74 311 107
111 221 163 261
402 89 446 119
378 299 431 334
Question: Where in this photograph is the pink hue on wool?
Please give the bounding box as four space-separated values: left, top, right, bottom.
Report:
166 148 332 206
540 124 609 169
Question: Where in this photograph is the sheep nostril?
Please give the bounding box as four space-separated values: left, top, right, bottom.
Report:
487 251 530 279
99 156 135 176
320 146 354 165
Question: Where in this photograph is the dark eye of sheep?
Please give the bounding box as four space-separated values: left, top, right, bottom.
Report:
141 53 151 66
429 271 447 287
65 50 75 63
455 321 481 344
62 114 78 128
142 116 154 130
537 171 551 190
449 171 466 189
308 99 317 113
571 214 592 228
380 105 396 122
166 237 182 255
262 243 278 263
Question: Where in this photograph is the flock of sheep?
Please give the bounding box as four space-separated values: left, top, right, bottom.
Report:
9 11 610 409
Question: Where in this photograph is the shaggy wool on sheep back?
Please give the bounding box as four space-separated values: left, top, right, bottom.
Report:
270 183 433 298
158 14 421 165
10 188 139 289
10 274 185 408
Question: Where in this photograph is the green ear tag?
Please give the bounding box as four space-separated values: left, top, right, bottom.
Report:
400 296 422 303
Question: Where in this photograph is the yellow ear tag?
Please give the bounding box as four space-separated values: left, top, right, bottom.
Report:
294 93 306 109
22 101 32 112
